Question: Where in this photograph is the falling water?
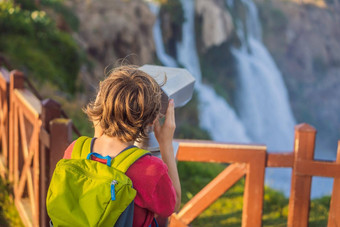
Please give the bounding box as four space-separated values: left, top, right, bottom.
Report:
149 0 332 197
230 0 295 151
229 0 334 197
150 1 251 143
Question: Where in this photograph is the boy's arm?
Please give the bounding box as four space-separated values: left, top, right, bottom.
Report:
154 99 181 212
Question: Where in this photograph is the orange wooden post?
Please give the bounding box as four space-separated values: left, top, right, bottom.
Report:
328 141 340 227
242 150 266 227
49 118 72 178
0 68 10 176
40 99 62 227
33 118 42 227
288 123 316 227
43 118 72 224
9 70 24 182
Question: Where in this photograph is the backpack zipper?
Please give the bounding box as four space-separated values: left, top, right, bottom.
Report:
111 180 118 201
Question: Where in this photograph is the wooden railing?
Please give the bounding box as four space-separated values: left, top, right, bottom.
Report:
169 124 340 227
0 67 73 227
1 65 340 226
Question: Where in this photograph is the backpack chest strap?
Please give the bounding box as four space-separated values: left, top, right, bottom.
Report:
71 136 150 173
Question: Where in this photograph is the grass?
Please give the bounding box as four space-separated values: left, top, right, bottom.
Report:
0 178 24 227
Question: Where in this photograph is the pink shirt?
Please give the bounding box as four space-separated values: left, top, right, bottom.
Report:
63 141 176 227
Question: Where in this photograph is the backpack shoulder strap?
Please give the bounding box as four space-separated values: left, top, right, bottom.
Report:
71 136 92 159
71 136 150 173
111 147 150 173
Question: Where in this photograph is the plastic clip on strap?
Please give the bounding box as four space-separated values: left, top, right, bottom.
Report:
86 152 112 167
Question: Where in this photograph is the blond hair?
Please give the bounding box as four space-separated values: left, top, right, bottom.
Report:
84 65 162 142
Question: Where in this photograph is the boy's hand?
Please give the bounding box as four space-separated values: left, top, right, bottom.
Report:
154 99 176 148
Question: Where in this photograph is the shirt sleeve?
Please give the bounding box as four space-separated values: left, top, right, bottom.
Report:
127 156 177 217
149 172 177 217
63 140 76 159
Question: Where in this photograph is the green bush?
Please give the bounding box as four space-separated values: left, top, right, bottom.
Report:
0 178 24 227
0 1 80 93
159 0 185 58
41 0 79 31
200 41 238 108
175 92 211 140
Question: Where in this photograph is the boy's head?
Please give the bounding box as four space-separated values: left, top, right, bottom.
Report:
85 65 162 142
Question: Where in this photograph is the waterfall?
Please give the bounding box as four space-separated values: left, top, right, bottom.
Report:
149 0 332 198
149 4 177 68
230 0 296 151
177 0 251 142
150 0 251 143
228 0 331 198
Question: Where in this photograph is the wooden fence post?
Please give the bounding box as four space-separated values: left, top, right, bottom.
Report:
288 123 316 227
42 118 72 225
0 68 10 177
9 70 24 182
40 99 61 227
242 150 266 227
328 141 340 227
49 118 72 178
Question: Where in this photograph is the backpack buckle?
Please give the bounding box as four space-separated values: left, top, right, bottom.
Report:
86 152 112 166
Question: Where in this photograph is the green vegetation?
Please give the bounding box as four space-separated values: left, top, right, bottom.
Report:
159 0 185 59
199 42 238 108
175 91 211 140
194 3 239 109
0 0 81 94
159 0 184 30
40 0 79 31
0 178 24 227
226 0 250 48
0 0 90 136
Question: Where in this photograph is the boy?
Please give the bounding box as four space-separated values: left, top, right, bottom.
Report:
63 65 181 226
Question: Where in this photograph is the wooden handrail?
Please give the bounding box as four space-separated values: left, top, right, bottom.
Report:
266 152 294 167
295 160 340 178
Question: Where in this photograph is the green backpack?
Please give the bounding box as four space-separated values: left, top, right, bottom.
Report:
46 136 150 227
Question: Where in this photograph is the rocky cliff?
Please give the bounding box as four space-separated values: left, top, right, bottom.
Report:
65 0 156 95
195 0 234 51
255 0 340 154
55 0 340 149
